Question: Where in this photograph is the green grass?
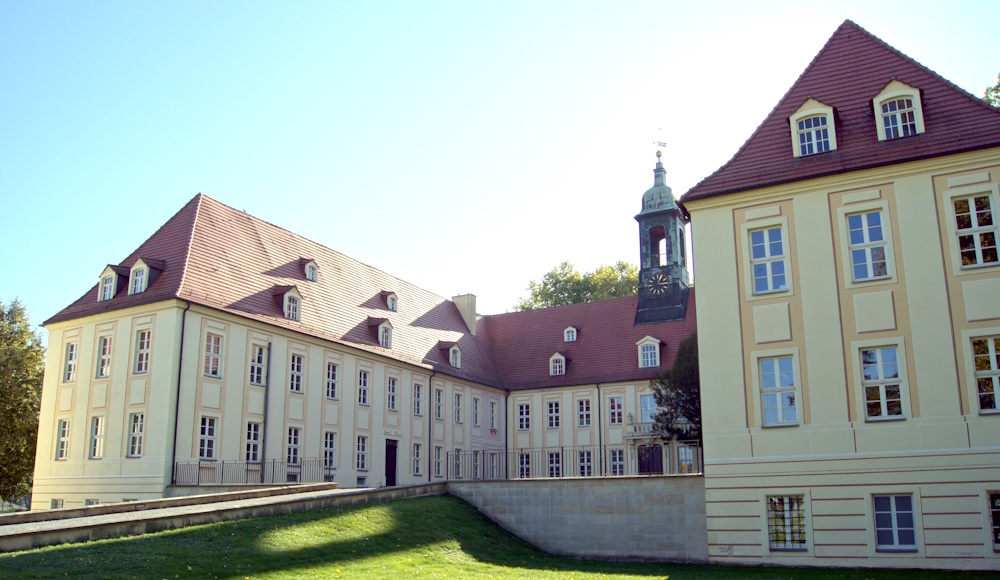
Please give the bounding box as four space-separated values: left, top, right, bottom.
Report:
0 495 994 579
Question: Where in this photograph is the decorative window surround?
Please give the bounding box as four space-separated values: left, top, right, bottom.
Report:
434 446 442 477
204 333 223 378
300 258 318 282
246 422 261 462
324 431 336 469
564 327 577 342
751 348 803 428
89 416 105 459
63 342 78 383
98 272 117 301
387 377 397 411
971 334 1000 413
767 495 808 551
128 413 144 457
249 345 266 386
450 345 461 368
289 354 304 393
489 400 497 429
199 416 217 460
851 337 910 422
609 396 623 425
635 336 661 368
434 388 443 420
578 450 592 476
578 399 591 427
96 336 113 379
55 419 70 460
134 330 151 374
287 427 301 465
473 397 480 427
873 80 924 141
836 196 898 289
789 98 837 157
454 393 462 423
872 494 919 552
518 403 530 430
382 291 398 312
274 286 303 321
413 384 422 416
547 401 560 428
356 436 367 471
550 353 566 376
358 370 370 406
412 443 421 475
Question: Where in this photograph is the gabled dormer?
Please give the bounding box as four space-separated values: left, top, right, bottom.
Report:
368 317 393 348
97 265 129 301
563 326 577 342
128 258 166 295
635 335 661 369
273 285 303 321
381 291 398 312
549 352 567 376
873 79 924 141
438 341 461 368
300 258 318 282
789 98 837 157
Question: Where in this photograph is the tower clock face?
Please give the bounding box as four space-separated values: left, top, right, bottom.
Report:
646 273 670 296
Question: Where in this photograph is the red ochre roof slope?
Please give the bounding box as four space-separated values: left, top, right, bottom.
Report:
46 194 696 390
681 20 1000 203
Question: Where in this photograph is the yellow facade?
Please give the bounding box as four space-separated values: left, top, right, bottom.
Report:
685 149 1000 569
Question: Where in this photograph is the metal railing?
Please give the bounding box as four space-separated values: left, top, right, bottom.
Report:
173 458 336 486
446 440 701 481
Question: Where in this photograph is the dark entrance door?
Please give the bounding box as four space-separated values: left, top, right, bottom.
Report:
637 444 664 475
385 439 398 486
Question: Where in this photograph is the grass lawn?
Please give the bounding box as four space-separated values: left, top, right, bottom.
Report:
0 495 995 579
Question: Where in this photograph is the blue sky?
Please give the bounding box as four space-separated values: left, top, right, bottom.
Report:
2 1 998 340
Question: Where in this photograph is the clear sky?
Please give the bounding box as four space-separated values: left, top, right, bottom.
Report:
2 1 998 339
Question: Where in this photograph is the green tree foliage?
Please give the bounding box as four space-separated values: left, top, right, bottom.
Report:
513 261 638 311
985 73 1000 107
650 332 701 443
0 299 45 501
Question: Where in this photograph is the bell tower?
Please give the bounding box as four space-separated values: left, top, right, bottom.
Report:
635 150 690 324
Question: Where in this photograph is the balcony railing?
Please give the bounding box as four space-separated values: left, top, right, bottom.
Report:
173 458 336 486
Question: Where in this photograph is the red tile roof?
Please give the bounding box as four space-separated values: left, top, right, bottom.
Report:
47 194 696 389
681 20 1000 203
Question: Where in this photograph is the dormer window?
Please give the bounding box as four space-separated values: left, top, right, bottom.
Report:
274 286 303 321
789 99 837 158
286 296 299 320
300 259 318 282
131 268 146 294
873 80 924 141
550 353 566 376
635 335 662 368
100 276 115 301
450 346 461 368
564 327 577 342
382 291 398 312
379 323 392 349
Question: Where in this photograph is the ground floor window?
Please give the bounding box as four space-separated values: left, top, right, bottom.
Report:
518 453 531 478
578 450 592 477
874 494 916 551
610 448 624 476
547 451 561 478
989 491 1000 552
767 496 807 551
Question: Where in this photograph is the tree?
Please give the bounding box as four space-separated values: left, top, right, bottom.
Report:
513 261 638 311
985 73 1000 107
0 299 45 501
650 331 700 443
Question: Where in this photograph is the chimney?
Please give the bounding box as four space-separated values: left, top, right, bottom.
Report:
452 294 477 336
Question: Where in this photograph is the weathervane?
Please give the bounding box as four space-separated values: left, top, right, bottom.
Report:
652 127 666 160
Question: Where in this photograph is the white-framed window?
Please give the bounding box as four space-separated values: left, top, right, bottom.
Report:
796 115 830 156
473 397 480 427
488 453 498 479
356 436 367 470
387 377 397 411
954 194 998 267
454 393 462 423
287 427 301 465
306 264 317 282
325 362 338 399
89 416 105 459
413 384 422 416
550 354 565 376
578 399 591 427
880 98 917 140
199 416 217 460
246 422 261 462
547 401 560 429
434 388 443 420
387 294 397 311
578 450 592 477
640 394 656 423
63 342 78 382
100 276 115 301
759 356 798 426
96 336 113 379
450 346 461 368
767 496 807 551
249 345 266 386
973 336 1000 413
518 453 531 479
128 413 144 457
847 210 890 281
861 346 904 420
564 327 577 342
610 448 624 476
379 325 392 349
472 451 480 478
289 354 304 393
323 431 336 469
454 448 462 478
517 403 530 430
640 343 659 368
358 370 369 406
204 333 222 378
130 268 146 294
678 445 695 473
547 451 561 478
413 443 422 475
609 396 623 425
874 495 917 552
750 226 788 294
434 446 442 477
489 401 497 429
987 491 1000 551
286 295 300 321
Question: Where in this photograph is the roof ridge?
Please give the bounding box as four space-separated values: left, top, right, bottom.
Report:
485 294 639 319
174 193 202 300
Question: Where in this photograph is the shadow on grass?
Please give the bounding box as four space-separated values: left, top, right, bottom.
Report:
0 495 995 579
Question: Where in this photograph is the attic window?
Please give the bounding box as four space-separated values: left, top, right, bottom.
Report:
300 259 318 282
379 324 392 349
635 335 662 369
450 346 461 369
564 327 577 342
873 80 924 141
789 99 837 158
286 296 300 321
306 264 317 281
99 276 115 301
387 294 397 312
129 266 147 295
550 354 565 376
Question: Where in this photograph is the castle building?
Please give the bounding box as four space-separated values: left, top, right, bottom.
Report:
681 20 1000 569
31 160 696 509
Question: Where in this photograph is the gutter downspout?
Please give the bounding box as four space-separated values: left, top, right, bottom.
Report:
596 383 603 476
426 371 435 482
170 300 192 486
260 342 272 483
